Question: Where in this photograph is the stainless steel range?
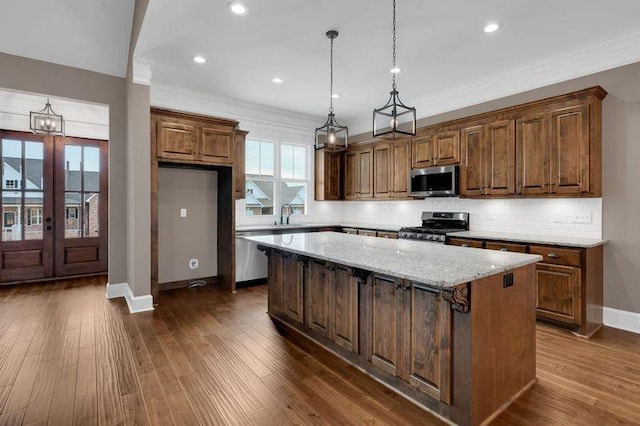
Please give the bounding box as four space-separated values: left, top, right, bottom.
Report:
398 212 469 243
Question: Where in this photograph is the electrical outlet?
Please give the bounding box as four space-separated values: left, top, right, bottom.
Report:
189 259 198 269
573 212 592 224
180 208 187 218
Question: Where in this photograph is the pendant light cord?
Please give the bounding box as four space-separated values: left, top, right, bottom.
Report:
329 35 334 113
392 0 397 91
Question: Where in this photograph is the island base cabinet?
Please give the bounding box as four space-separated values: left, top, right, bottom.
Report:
331 266 359 353
282 253 304 323
267 250 284 316
304 259 331 337
369 274 404 377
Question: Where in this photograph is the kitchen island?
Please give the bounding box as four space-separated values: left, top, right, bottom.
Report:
244 232 542 426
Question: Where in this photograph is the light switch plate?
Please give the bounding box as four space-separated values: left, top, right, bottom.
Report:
180 208 187 218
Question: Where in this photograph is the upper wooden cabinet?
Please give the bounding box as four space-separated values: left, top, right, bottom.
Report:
374 143 391 198
550 104 591 195
314 150 342 200
152 108 238 166
390 139 411 196
233 130 248 200
358 146 374 198
460 120 516 197
411 134 434 168
433 130 461 165
343 150 358 200
517 112 550 195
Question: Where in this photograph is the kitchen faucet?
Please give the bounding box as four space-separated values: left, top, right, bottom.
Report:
280 203 293 225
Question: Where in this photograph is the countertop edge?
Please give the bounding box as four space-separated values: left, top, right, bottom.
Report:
447 231 608 248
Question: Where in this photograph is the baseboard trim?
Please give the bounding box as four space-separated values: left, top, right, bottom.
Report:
236 278 267 289
106 282 154 314
603 307 640 334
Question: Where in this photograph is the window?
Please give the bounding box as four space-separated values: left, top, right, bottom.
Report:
245 140 309 217
5 179 19 189
27 208 42 225
66 207 79 219
3 212 15 227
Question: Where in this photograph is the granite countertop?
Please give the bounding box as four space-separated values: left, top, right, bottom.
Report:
243 231 541 289
448 230 607 248
236 222 402 233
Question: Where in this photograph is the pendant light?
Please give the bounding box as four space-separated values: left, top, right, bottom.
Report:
315 30 348 151
30 98 65 136
373 0 416 138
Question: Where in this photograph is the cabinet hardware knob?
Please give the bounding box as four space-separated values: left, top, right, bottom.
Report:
394 283 402 289
500 248 509 252
548 253 560 258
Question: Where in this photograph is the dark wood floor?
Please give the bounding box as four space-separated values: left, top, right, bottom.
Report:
0 277 639 426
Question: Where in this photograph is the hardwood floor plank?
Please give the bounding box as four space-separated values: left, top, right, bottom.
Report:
1 354 42 414
0 408 25 426
73 394 98 426
0 341 30 388
164 390 200 426
136 371 174 426
75 345 97 399
0 387 10 415
23 357 59 424
178 373 227 425
121 391 150 426
96 365 124 426
48 364 78 426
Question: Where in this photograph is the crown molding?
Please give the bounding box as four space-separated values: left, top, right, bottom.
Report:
348 27 640 136
150 83 322 135
132 56 154 86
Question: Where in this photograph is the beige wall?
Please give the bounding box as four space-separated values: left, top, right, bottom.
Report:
0 52 128 286
157 168 218 283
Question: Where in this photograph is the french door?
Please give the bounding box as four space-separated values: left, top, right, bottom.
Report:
0 131 108 283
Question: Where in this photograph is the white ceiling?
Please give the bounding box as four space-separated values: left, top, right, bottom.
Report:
0 0 135 77
136 0 640 124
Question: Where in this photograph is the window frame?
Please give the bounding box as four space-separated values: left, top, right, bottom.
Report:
27 207 42 226
244 138 310 218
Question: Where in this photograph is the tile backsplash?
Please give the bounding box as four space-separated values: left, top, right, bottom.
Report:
311 198 602 239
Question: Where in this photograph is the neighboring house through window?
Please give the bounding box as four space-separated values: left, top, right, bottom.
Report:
66 207 79 219
5 179 19 189
27 208 42 225
245 139 309 217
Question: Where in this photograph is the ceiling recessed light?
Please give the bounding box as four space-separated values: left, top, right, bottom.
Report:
271 77 283 84
484 22 500 33
331 93 340 99
228 2 249 16
193 55 206 64
390 67 402 74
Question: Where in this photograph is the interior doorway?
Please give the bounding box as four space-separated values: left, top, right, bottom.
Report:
0 130 108 283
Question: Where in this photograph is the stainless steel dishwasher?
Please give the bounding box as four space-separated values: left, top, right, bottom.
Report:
235 231 269 283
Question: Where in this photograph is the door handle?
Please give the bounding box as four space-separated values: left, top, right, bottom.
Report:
46 225 52 231
45 217 52 223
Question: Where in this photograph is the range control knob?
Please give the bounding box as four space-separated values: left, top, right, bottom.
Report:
416 234 423 239
426 234 432 240
439 235 446 242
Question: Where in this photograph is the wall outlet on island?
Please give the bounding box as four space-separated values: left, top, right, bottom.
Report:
189 259 199 269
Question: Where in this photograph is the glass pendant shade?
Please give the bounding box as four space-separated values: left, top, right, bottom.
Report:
373 0 416 139
315 30 348 151
30 99 65 136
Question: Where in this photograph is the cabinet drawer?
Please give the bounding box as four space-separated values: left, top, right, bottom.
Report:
377 231 398 239
529 245 581 267
447 238 484 248
358 229 378 237
485 242 527 253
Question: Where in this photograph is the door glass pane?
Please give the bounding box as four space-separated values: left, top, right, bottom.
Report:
3 139 22 190
65 145 82 191
25 192 43 240
83 193 99 237
2 191 21 241
83 147 100 192
280 181 306 215
25 142 44 190
65 192 81 238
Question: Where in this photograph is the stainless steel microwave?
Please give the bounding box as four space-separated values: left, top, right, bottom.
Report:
409 165 459 197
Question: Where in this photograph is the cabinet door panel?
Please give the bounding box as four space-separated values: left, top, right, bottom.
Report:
391 140 410 196
460 125 485 196
404 285 451 404
447 238 484 248
550 104 590 194
487 120 516 195
283 254 304 323
358 148 374 198
331 266 359 352
305 260 330 336
315 151 342 201
156 120 197 161
200 127 233 164
371 274 403 376
343 151 358 199
412 135 433 168
517 113 550 194
374 143 391 198
536 263 581 325
268 251 284 315
233 131 247 200
433 131 460 165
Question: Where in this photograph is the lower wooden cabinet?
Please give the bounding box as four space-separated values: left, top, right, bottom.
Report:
305 259 331 336
535 263 581 325
282 253 304 323
446 236 603 337
331 265 359 352
370 274 404 376
267 250 285 315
